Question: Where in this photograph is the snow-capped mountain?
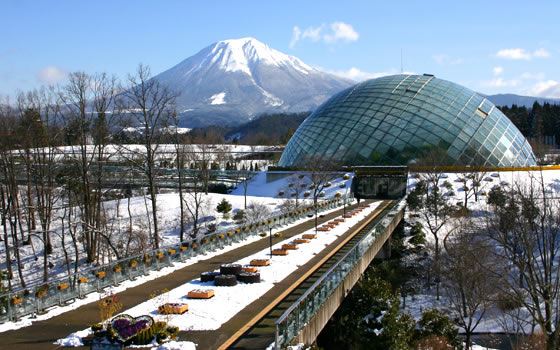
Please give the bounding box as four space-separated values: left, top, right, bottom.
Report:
153 37 352 127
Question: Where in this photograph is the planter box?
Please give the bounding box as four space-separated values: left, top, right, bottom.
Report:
318 227 330 232
57 282 69 290
293 238 310 244
250 259 270 266
187 289 215 299
302 234 316 239
78 277 89 284
272 249 289 256
242 266 259 273
158 303 189 315
282 244 298 250
10 296 23 305
96 271 107 279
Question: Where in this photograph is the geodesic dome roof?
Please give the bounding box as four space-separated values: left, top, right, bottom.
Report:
279 74 536 167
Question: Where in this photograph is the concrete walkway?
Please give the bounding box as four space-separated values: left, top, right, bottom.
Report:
0 203 363 350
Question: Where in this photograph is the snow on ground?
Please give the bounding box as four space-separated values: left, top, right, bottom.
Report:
3 169 352 289
151 341 197 350
230 171 352 198
58 202 378 344
0 198 349 333
404 168 560 334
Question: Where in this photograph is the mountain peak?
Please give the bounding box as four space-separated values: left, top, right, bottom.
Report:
207 37 313 76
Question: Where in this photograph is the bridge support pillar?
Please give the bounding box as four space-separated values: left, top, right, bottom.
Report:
376 236 392 259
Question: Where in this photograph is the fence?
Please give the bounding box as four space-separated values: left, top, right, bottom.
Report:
274 199 406 349
0 196 346 324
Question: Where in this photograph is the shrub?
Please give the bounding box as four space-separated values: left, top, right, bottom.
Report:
409 222 426 246
416 309 460 348
233 210 245 223
216 198 232 219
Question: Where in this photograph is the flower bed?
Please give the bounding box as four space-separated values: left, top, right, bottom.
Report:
220 263 242 275
35 285 49 298
237 272 260 284
129 259 138 268
10 296 23 305
113 265 122 273
57 282 69 290
78 277 89 284
95 271 107 279
200 271 220 282
214 274 237 287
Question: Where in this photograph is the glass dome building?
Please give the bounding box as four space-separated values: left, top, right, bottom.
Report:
279 74 536 167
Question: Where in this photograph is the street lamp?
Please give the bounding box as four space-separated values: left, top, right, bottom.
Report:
269 224 273 259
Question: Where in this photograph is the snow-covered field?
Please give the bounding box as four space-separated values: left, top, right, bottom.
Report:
56 202 378 346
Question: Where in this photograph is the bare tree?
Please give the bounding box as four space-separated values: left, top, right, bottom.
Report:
118 64 177 248
301 156 339 234
60 72 118 262
441 220 498 349
486 172 560 350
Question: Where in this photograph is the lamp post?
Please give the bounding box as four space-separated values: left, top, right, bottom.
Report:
269 224 273 259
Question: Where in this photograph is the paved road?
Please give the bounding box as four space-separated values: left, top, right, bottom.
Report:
0 203 364 350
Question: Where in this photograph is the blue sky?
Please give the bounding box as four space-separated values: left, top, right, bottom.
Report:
1 0 559 98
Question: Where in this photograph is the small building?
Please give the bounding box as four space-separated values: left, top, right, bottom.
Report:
350 166 408 199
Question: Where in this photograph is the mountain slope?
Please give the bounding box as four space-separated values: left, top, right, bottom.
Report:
153 37 352 127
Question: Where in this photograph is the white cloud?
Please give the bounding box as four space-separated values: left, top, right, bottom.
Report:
324 22 359 43
289 26 301 48
533 48 551 58
526 80 560 98
493 66 504 76
290 21 359 48
37 66 67 84
520 72 546 80
482 77 520 88
432 54 464 65
495 48 551 60
328 67 414 82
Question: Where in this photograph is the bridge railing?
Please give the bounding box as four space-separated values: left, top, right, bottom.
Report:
274 199 406 349
0 197 346 324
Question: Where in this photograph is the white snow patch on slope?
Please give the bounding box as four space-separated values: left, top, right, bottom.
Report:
209 92 226 105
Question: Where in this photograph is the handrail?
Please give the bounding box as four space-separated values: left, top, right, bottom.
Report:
274 198 406 349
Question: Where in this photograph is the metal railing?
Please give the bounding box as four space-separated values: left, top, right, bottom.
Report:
274 199 406 349
0 197 346 324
